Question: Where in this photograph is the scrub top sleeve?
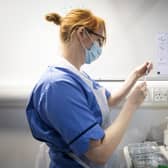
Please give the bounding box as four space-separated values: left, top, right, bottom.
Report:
92 80 111 100
44 81 105 156
82 72 111 100
105 89 111 100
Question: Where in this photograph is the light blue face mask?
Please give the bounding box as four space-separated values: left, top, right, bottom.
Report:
85 41 102 64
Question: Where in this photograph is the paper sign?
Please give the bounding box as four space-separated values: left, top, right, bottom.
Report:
157 32 168 75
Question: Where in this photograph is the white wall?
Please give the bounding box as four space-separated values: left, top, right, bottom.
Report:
1 0 168 88
0 1 168 167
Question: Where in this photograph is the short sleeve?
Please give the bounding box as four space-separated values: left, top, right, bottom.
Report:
82 71 111 100
43 81 105 156
105 89 111 100
92 80 111 100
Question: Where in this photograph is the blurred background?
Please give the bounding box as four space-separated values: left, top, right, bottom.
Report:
0 0 168 167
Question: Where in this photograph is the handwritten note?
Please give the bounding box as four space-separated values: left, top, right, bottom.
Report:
157 32 168 75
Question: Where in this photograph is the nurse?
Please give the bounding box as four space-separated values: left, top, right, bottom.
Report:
26 9 153 168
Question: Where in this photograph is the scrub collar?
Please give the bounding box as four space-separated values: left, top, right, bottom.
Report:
54 56 82 74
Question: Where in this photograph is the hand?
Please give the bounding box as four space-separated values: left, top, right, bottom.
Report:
134 61 153 79
126 82 147 108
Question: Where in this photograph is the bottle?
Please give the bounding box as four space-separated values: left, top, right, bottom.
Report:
164 117 168 146
158 165 168 168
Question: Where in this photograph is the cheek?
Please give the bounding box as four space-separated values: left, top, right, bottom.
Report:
84 39 93 49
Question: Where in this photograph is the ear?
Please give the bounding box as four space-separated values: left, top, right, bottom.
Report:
76 27 86 42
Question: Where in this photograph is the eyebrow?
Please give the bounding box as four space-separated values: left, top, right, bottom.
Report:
85 28 106 41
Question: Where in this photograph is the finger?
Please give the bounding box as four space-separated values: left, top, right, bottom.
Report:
138 83 147 94
139 81 147 87
141 85 147 92
140 87 147 96
149 63 153 72
143 90 147 97
142 81 147 87
144 62 149 72
139 62 148 72
136 82 147 90
141 86 147 96
146 61 153 73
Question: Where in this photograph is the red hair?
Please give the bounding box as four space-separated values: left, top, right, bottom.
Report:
45 9 106 43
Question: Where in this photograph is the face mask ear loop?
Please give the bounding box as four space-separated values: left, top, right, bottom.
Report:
85 29 94 43
80 29 93 50
77 29 87 51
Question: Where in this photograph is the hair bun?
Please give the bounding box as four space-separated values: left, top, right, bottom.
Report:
45 13 62 25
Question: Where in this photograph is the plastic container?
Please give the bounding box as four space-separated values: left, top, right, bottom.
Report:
123 142 168 168
164 117 168 146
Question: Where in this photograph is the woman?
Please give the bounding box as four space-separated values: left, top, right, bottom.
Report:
26 9 153 168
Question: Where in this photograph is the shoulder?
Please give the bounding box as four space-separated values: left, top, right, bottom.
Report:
33 67 87 96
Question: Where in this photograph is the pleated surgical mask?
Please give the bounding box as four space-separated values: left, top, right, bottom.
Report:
85 41 102 64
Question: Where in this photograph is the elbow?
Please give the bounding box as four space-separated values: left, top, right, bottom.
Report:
91 156 109 166
85 152 109 166
85 138 113 165
95 157 108 165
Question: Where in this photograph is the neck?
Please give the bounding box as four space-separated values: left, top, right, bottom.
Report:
61 42 85 70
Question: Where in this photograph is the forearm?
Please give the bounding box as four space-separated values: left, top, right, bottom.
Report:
85 101 137 164
108 71 138 106
118 71 138 97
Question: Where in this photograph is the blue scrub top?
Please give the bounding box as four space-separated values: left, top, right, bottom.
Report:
26 66 111 168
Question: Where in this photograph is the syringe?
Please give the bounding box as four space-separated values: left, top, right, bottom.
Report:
144 64 150 81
